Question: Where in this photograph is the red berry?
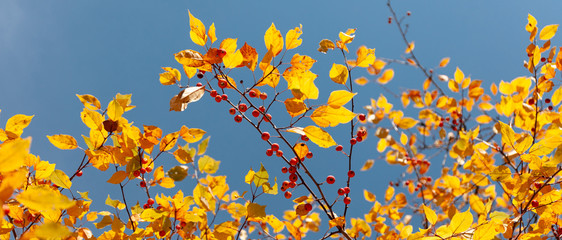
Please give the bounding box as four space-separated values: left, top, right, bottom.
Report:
549 106 554 111
407 11 411 16
271 143 280 151
259 92 268 100
282 181 290 189
176 225 181 230
133 170 140 177
534 182 542 189
181 222 187 227
388 17 392 24
263 114 272 122
140 181 147 188
546 98 551 104
146 167 152 173
210 90 218 97
301 135 309 141
143 203 150 209
452 126 457 131
335 145 343 151
229 108 236 115
266 149 273 156
356 136 363 142
439 122 444 127
289 182 296 188
426 176 432 182
197 72 204 79
249 90 258 98
147 198 155 205
289 158 298 166
140 168 146 174
531 200 539 208
259 106 266 112
326 175 335 184
217 48 227 58
281 167 288 173
289 173 298 182
276 150 283 157
284 191 292 199
528 98 535 105
159 230 166 237
234 115 243 123
350 138 357 145
218 79 228 89
261 132 270 141
541 57 546 62
289 166 297 174
304 203 312 211
3 205 10 215
221 94 228 100
347 170 355 178
343 187 350 194
214 96 222 102
446 117 450 122
306 152 313 159
358 114 366 121
238 103 248 112
252 109 260 117
196 82 203 87
76 170 83 177
343 197 351 205
337 188 345 195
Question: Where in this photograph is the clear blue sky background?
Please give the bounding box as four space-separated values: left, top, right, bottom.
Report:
1 0 562 236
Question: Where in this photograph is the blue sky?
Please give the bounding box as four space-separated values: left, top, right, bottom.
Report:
1 0 562 236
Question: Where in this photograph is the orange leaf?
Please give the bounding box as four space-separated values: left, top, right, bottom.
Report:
405 41 415 53
107 171 128 184
439 57 450 68
377 69 394 84
317 39 335 53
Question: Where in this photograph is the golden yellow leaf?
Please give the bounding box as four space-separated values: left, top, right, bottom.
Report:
293 143 309 160
327 90 356 108
34 223 71 240
5 114 33 139
361 159 374 171
539 24 559 40
498 121 515 148
385 186 395 202
439 57 450 68
290 54 316 70
107 99 124 121
107 171 128 184
264 23 283 56
247 202 266 218
400 132 408 145
198 137 210 155
198 155 220 174
284 98 307 117
311 105 356 128
188 11 207 46
259 65 280 87
47 134 78 150
76 94 101 111
472 222 499 240
356 46 376 67
449 210 473 235
179 126 206 143
318 39 335 53
339 28 356 45
160 132 179 152
405 41 415 53
17 185 75 211
303 126 337 148
220 38 237 54
454 67 464 84
175 49 208 70
423 204 437 225
526 14 537 33
397 117 418 129
286 25 303 50
475 115 492 124
208 23 216 43
36 160 56 180
50 169 72 189
364 190 376 202
377 69 394 84
238 42 259 71
489 165 511 181
329 63 348 85
0 137 29 173
329 216 345 228
354 77 369 86
159 67 181 85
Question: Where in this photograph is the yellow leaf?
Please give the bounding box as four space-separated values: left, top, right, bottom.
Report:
175 49 209 70
50 169 72 189
81 108 104 131
539 24 559 40
198 155 220 174
327 90 356 108
361 159 374 171
475 115 492 124
224 50 244 69
454 67 464 84
377 69 394 84
107 99 124 121
400 132 408 145
526 14 537 33
188 11 207 46
286 25 303 50
303 126 336 148
293 143 309 160
449 210 473 235
105 195 125 210
284 98 307 117
198 136 210 155
490 165 511 181
264 23 283 56
290 54 316 70
208 23 216 44
259 65 280 87
423 204 437 225
0 137 30 173
159 67 181 85
356 46 376 67
405 41 415 53
34 223 71 240
159 132 179 152
498 121 516 148
329 63 348 85
5 114 33 139
76 94 101 111
552 86 562 106
311 106 356 128
107 171 128 184
439 57 450 68
318 39 335 53
179 126 206 143
253 164 269 187
364 190 376 202
385 186 395 202
397 117 418 129
247 202 266 218
329 216 345 228
339 28 355 45
515 134 533 154
354 77 369 86
16 185 75 211
47 134 78 150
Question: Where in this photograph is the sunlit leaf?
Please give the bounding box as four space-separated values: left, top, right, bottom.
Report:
5 114 33 139
47 134 78 150
286 25 303 50
405 41 415 53
107 171 128 184
159 67 181 85
449 210 473 235
253 164 269 188
311 105 356 127
327 90 356 108
397 117 418 129
356 46 376 67
303 126 336 148
361 159 374 171
284 98 307 117
423 204 437 225
76 94 101 111
364 190 376 202
0 137 29 173
329 64 348 85
17 185 75 211
539 24 558 40
247 203 266 218
208 23 217 43
377 69 394 84
439 57 450 68
198 155 220 174
188 11 207 46
264 23 283 56
318 39 335 53
50 169 72 189
34 223 71 240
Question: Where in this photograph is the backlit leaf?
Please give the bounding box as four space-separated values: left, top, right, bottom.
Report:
253 164 269 188
5 114 33 139
526 14 537 33
439 57 450 68
208 23 216 43
385 186 395 202
47 134 78 150
0 137 29 173
159 67 181 85
490 165 511 181
179 126 206 143
264 23 283 56
327 90 356 108
454 67 464 84
81 108 104 131
284 98 307 117
34 223 71 240
361 159 374 171
449 210 473 235
364 190 376 202
303 126 336 148
405 41 415 53
329 63 348 85
356 46 375 67
198 155 220 174
377 69 394 84
188 11 207 46
476 115 492 124
159 132 179 152
498 121 516 148
290 54 316 70
107 171 128 184
329 216 345 228
198 137 210 155
238 42 258 71
17 185 75 211
311 105 356 127
397 117 418 129
354 77 369 86
50 169 72 189
293 143 309 160
259 65 280 87
539 24 558 40
76 94 101 111
286 25 303 50
107 99 124 121
318 39 335 53
423 204 437 225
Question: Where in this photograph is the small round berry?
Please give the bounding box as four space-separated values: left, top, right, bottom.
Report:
142 158 149 164
249 90 258 98
221 94 228 100
140 168 146 174
281 167 288 173
301 135 309 141
452 126 457 131
284 191 292 199
439 122 444 127
534 182 542 189
335 145 343 151
3 205 10 215
252 109 260 117
259 92 268 100
528 98 535 105
238 103 248 112
263 114 272 122
218 79 228 89
140 181 147 188
350 138 357 145
159 230 166 237
261 132 270 141
197 72 204 79
343 187 350 194
358 114 366 121
266 149 273 156
306 152 313 159
356 136 363 142
196 82 203 87
259 106 266 112
343 197 351 205
146 167 152 173
176 225 181 230
289 173 298 182
288 166 296 174
143 203 150 209
337 188 345 195
304 203 312 211
549 106 554 111
407 11 411 16
347 170 355 178
210 90 218 98
282 181 290 189
229 108 236 115
147 198 155 205
276 150 283 157
217 48 227 58
326 175 335 184
76 170 83 177
531 200 539 208
214 96 222 102
271 143 280 151
541 57 546 62
426 176 432 182
388 17 392 24
289 158 298 166
133 170 140 177
289 182 296 188
234 115 243 123
545 98 551 104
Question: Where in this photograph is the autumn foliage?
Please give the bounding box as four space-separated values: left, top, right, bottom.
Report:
2 2 562 239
